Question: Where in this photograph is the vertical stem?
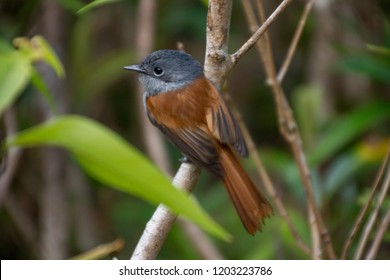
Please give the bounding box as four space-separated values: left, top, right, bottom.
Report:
204 0 233 88
131 163 200 260
38 0 69 259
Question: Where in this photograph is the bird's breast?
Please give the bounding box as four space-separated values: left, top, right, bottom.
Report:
145 77 216 130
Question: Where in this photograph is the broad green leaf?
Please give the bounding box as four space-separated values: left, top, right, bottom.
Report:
309 102 390 165
6 115 230 241
77 0 123 14
0 50 31 116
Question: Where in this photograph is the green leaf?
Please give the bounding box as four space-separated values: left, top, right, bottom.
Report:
0 40 14 52
6 115 230 241
13 36 65 78
367 44 390 56
292 85 324 151
338 54 390 83
55 0 84 12
77 0 123 15
309 102 390 165
32 36 65 78
0 50 31 116
200 0 208 7
323 153 363 198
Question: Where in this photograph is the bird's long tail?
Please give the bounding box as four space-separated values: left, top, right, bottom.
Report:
218 145 272 235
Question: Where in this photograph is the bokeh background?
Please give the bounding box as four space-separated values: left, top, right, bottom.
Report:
0 0 389 259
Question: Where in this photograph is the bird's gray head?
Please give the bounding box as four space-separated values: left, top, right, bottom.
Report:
124 50 204 96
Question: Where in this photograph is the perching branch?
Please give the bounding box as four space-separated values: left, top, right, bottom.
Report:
204 0 233 88
131 163 201 260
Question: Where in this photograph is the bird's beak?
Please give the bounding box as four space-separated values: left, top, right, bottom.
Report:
123 64 146 74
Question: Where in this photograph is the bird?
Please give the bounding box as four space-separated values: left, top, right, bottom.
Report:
124 49 272 235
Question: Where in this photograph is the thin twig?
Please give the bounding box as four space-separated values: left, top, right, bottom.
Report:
178 220 224 259
257 0 335 259
365 205 390 259
230 0 294 68
0 108 22 205
354 150 390 259
307 204 321 259
70 239 125 260
234 0 312 257
236 106 312 256
277 0 315 82
4 194 39 256
341 145 390 259
242 0 336 259
242 0 322 258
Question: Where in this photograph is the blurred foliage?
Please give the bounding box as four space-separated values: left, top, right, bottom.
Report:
6 115 229 240
0 0 389 260
0 36 64 114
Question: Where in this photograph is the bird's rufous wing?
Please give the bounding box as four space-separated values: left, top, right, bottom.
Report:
205 81 248 157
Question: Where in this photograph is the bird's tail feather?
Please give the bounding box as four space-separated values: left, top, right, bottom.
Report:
219 146 272 235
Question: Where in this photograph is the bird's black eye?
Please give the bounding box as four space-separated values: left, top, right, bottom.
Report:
153 67 164 76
